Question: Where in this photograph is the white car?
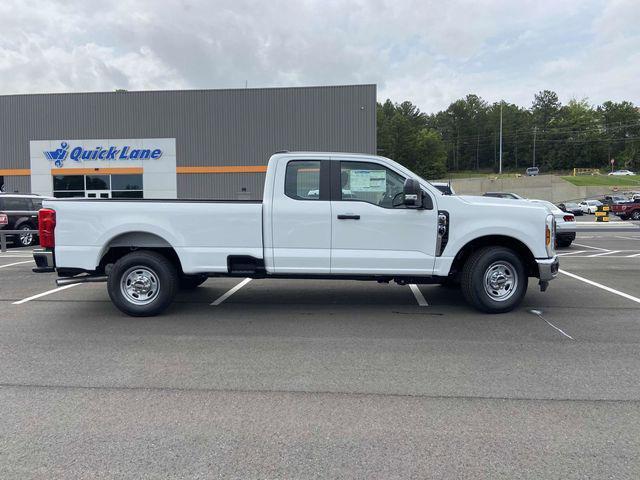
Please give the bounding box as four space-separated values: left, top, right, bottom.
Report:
608 170 635 176
528 200 576 248
32 152 558 316
578 199 603 214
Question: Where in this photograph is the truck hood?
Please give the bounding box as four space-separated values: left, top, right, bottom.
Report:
457 195 531 208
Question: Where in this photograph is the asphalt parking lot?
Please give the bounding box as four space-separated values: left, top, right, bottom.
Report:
1 227 640 479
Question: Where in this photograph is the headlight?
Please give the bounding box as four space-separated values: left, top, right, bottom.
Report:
545 214 556 257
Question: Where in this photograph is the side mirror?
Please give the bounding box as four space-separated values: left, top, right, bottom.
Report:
403 178 423 208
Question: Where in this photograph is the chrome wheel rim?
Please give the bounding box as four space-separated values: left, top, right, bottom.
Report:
120 266 160 305
483 261 518 302
19 226 33 246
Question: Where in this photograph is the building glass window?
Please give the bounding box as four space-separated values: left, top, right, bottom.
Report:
85 175 110 190
53 175 84 191
284 161 321 200
111 174 143 191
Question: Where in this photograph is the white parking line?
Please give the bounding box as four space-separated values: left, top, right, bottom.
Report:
0 260 33 269
557 250 586 256
626 252 640 258
615 235 640 241
210 278 251 306
559 269 640 306
587 250 620 257
572 242 609 252
409 284 429 306
12 284 80 305
0 254 34 259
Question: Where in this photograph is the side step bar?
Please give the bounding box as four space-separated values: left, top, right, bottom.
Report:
56 275 108 286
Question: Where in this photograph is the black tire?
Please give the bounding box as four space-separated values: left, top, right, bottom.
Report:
17 224 36 247
556 239 573 248
632 210 640 221
107 251 178 317
460 246 528 314
179 274 208 289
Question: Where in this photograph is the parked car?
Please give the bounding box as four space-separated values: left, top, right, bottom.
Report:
557 202 583 216
526 167 539 176
529 200 576 248
608 170 635 176
578 199 603 214
611 200 640 221
483 192 526 200
431 182 456 195
32 151 559 316
600 195 628 205
0 193 45 247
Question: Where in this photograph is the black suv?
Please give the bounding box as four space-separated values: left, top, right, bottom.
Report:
0 194 45 247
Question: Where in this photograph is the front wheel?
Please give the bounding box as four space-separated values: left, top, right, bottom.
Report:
107 251 178 317
632 211 640 221
461 247 528 314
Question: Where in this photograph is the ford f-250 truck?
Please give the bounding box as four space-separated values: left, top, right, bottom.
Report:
32 152 559 316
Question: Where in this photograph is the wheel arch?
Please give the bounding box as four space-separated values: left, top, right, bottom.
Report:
98 231 184 274
449 235 538 278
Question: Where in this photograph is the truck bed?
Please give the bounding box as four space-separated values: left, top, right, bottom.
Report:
45 198 264 274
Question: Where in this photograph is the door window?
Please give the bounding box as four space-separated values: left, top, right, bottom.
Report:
285 161 322 200
339 161 406 208
1 197 31 211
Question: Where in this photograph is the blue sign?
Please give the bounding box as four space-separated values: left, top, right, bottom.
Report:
45 142 163 168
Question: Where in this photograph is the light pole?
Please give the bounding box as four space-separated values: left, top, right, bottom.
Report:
499 102 503 175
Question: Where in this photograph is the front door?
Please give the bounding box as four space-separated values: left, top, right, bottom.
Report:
330 160 438 275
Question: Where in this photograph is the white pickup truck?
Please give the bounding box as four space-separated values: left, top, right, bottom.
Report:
33 152 559 316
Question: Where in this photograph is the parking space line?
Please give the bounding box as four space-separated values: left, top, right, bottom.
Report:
626 252 640 258
557 250 586 256
0 260 33 269
12 284 80 305
572 242 609 252
559 269 640 306
409 284 429 306
615 235 640 241
210 278 251 306
587 250 620 257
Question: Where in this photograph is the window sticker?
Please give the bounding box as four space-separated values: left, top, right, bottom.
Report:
349 169 387 192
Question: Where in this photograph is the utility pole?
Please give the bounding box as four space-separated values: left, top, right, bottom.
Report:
499 102 503 174
476 133 480 171
532 126 537 167
515 130 518 169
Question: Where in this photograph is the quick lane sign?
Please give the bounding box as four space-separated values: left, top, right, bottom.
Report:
44 142 163 167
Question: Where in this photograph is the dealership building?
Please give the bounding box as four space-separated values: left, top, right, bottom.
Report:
0 84 376 199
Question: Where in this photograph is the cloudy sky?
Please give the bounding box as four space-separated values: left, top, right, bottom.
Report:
0 0 638 112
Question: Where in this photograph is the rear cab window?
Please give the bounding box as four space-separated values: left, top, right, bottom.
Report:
284 160 322 200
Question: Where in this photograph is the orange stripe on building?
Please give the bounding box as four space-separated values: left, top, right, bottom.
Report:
50 168 144 175
176 166 268 174
0 169 31 176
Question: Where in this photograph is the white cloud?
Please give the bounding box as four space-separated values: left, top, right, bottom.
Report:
0 0 637 112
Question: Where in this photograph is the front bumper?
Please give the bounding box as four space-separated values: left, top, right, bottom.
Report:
536 255 559 282
32 248 55 273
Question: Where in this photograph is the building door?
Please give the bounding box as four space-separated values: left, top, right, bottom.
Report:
85 190 111 199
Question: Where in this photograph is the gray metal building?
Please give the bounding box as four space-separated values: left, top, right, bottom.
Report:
0 84 376 199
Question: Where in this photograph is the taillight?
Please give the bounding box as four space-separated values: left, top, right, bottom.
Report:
0 213 7 225
38 208 56 248
563 215 574 222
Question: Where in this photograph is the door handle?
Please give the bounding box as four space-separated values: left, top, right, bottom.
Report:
337 214 360 220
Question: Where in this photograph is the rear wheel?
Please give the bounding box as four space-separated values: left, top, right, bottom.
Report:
461 247 528 314
107 251 178 317
632 210 640 221
556 238 573 248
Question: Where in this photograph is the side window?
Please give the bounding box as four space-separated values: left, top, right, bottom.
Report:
3 197 31 211
31 199 43 210
340 161 406 208
285 161 321 200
